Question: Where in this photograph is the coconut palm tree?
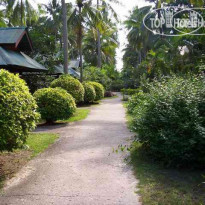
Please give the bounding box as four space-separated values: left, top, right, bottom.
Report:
68 0 101 82
3 0 38 26
96 0 119 68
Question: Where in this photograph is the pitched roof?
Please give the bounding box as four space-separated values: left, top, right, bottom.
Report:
54 63 80 78
0 27 33 52
0 47 47 72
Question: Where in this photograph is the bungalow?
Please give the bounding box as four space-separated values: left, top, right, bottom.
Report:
0 27 47 73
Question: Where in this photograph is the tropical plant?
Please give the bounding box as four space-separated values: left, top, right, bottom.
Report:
50 75 85 103
34 87 76 123
0 70 39 151
2 0 39 26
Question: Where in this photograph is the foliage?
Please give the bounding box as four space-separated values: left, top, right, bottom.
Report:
110 79 124 91
122 5 205 87
83 82 96 103
121 88 141 96
0 70 39 151
2 0 39 26
83 66 112 90
22 74 55 94
127 91 147 114
129 75 205 167
88 81 105 101
50 75 85 103
34 87 76 123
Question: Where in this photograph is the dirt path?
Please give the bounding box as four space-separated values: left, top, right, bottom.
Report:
0 96 140 205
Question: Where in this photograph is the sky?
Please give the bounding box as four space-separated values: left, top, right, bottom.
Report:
36 0 151 70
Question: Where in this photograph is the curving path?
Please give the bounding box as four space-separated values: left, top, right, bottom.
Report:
0 95 140 205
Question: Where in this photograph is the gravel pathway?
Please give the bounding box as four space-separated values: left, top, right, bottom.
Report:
0 96 140 205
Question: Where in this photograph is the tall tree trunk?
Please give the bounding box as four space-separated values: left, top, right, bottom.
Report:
79 5 83 82
21 0 23 26
62 0 68 74
97 0 102 68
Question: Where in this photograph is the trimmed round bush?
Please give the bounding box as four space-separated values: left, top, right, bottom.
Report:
34 87 76 123
0 70 39 151
88 82 104 101
83 82 96 103
50 75 85 103
130 76 205 168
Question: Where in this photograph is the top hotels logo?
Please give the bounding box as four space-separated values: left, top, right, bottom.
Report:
143 7 205 36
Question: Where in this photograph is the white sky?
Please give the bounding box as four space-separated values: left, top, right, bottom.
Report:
36 0 151 70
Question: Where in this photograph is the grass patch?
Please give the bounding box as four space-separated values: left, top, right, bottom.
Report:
0 133 58 189
130 142 205 205
78 102 100 108
57 108 90 123
26 133 59 157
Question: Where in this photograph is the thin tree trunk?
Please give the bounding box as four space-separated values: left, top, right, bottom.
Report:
21 0 23 26
62 0 69 74
97 0 102 68
79 5 83 82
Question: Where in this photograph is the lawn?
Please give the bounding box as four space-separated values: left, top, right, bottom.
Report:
57 108 90 123
124 104 205 205
0 133 59 189
130 142 205 205
26 133 59 157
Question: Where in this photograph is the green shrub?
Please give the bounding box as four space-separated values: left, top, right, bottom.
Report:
34 87 76 122
83 82 96 103
121 88 141 96
88 82 105 101
83 66 112 90
127 91 147 114
130 75 205 168
50 75 84 103
0 70 39 151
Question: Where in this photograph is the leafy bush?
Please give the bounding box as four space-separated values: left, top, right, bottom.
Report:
130 75 205 167
34 87 76 122
127 91 147 114
0 70 39 151
83 66 112 90
88 82 105 101
83 82 96 103
121 88 141 96
50 75 85 103
22 74 55 94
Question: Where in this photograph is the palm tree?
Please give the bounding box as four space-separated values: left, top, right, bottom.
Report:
83 26 118 66
96 0 119 68
3 0 38 26
68 0 100 82
61 0 69 74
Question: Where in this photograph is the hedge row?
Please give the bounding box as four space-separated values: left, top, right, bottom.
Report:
0 71 105 151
